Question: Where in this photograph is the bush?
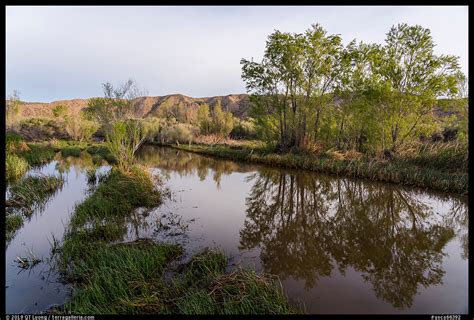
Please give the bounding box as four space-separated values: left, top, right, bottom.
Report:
230 119 257 140
61 146 82 157
158 123 198 144
6 132 30 153
18 143 57 166
106 120 149 171
17 117 68 140
65 113 100 142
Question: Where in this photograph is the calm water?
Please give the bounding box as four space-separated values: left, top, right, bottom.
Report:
5 146 468 314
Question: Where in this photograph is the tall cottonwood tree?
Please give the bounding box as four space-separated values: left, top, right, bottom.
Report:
242 23 464 153
241 24 343 150
377 23 461 150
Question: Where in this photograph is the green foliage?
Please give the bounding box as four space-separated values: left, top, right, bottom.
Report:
6 154 29 182
106 120 150 172
241 23 466 153
85 79 146 134
230 119 258 139
197 104 213 134
64 112 99 142
213 102 234 137
61 146 82 157
159 122 197 144
52 105 68 118
6 132 29 153
18 143 56 166
197 102 235 138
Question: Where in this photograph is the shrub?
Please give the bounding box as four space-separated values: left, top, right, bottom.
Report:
158 123 197 145
61 146 82 157
65 113 100 141
106 120 149 171
230 119 257 140
6 132 30 153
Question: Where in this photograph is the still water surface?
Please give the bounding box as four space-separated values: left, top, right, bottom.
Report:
5 146 468 314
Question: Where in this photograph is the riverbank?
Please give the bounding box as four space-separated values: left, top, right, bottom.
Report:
6 133 467 195
56 165 296 314
164 143 467 195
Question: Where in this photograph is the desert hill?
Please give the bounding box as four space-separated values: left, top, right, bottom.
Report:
17 94 251 119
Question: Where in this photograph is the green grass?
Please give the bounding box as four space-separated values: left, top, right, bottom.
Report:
57 166 296 314
86 145 117 164
61 146 82 157
7 175 65 217
396 141 468 173
6 132 30 153
165 249 296 314
18 143 57 166
171 144 467 194
59 166 164 272
49 140 91 152
58 167 171 313
62 240 182 314
6 153 29 182
6 175 64 241
6 215 24 241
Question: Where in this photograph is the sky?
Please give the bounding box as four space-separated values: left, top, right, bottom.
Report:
6 6 469 102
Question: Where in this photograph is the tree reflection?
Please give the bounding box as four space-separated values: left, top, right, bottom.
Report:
137 145 258 188
239 169 466 309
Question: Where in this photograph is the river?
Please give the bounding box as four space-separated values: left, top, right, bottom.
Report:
5 145 468 314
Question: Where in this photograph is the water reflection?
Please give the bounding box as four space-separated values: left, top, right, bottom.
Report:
137 145 258 188
135 146 468 312
238 169 467 309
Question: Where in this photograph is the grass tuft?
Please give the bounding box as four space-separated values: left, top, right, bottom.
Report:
61 146 82 157
6 153 29 182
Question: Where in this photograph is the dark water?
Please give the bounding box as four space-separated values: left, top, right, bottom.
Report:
5 146 468 314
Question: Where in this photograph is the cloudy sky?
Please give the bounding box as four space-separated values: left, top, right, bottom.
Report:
6 6 468 102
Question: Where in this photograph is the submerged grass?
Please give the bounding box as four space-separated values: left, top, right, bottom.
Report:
5 174 64 240
6 214 24 242
171 144 467 194
7 175 65 216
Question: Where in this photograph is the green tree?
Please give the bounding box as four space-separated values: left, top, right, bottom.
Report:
197 103 212 134
241 24 343 150
378 23 461 150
